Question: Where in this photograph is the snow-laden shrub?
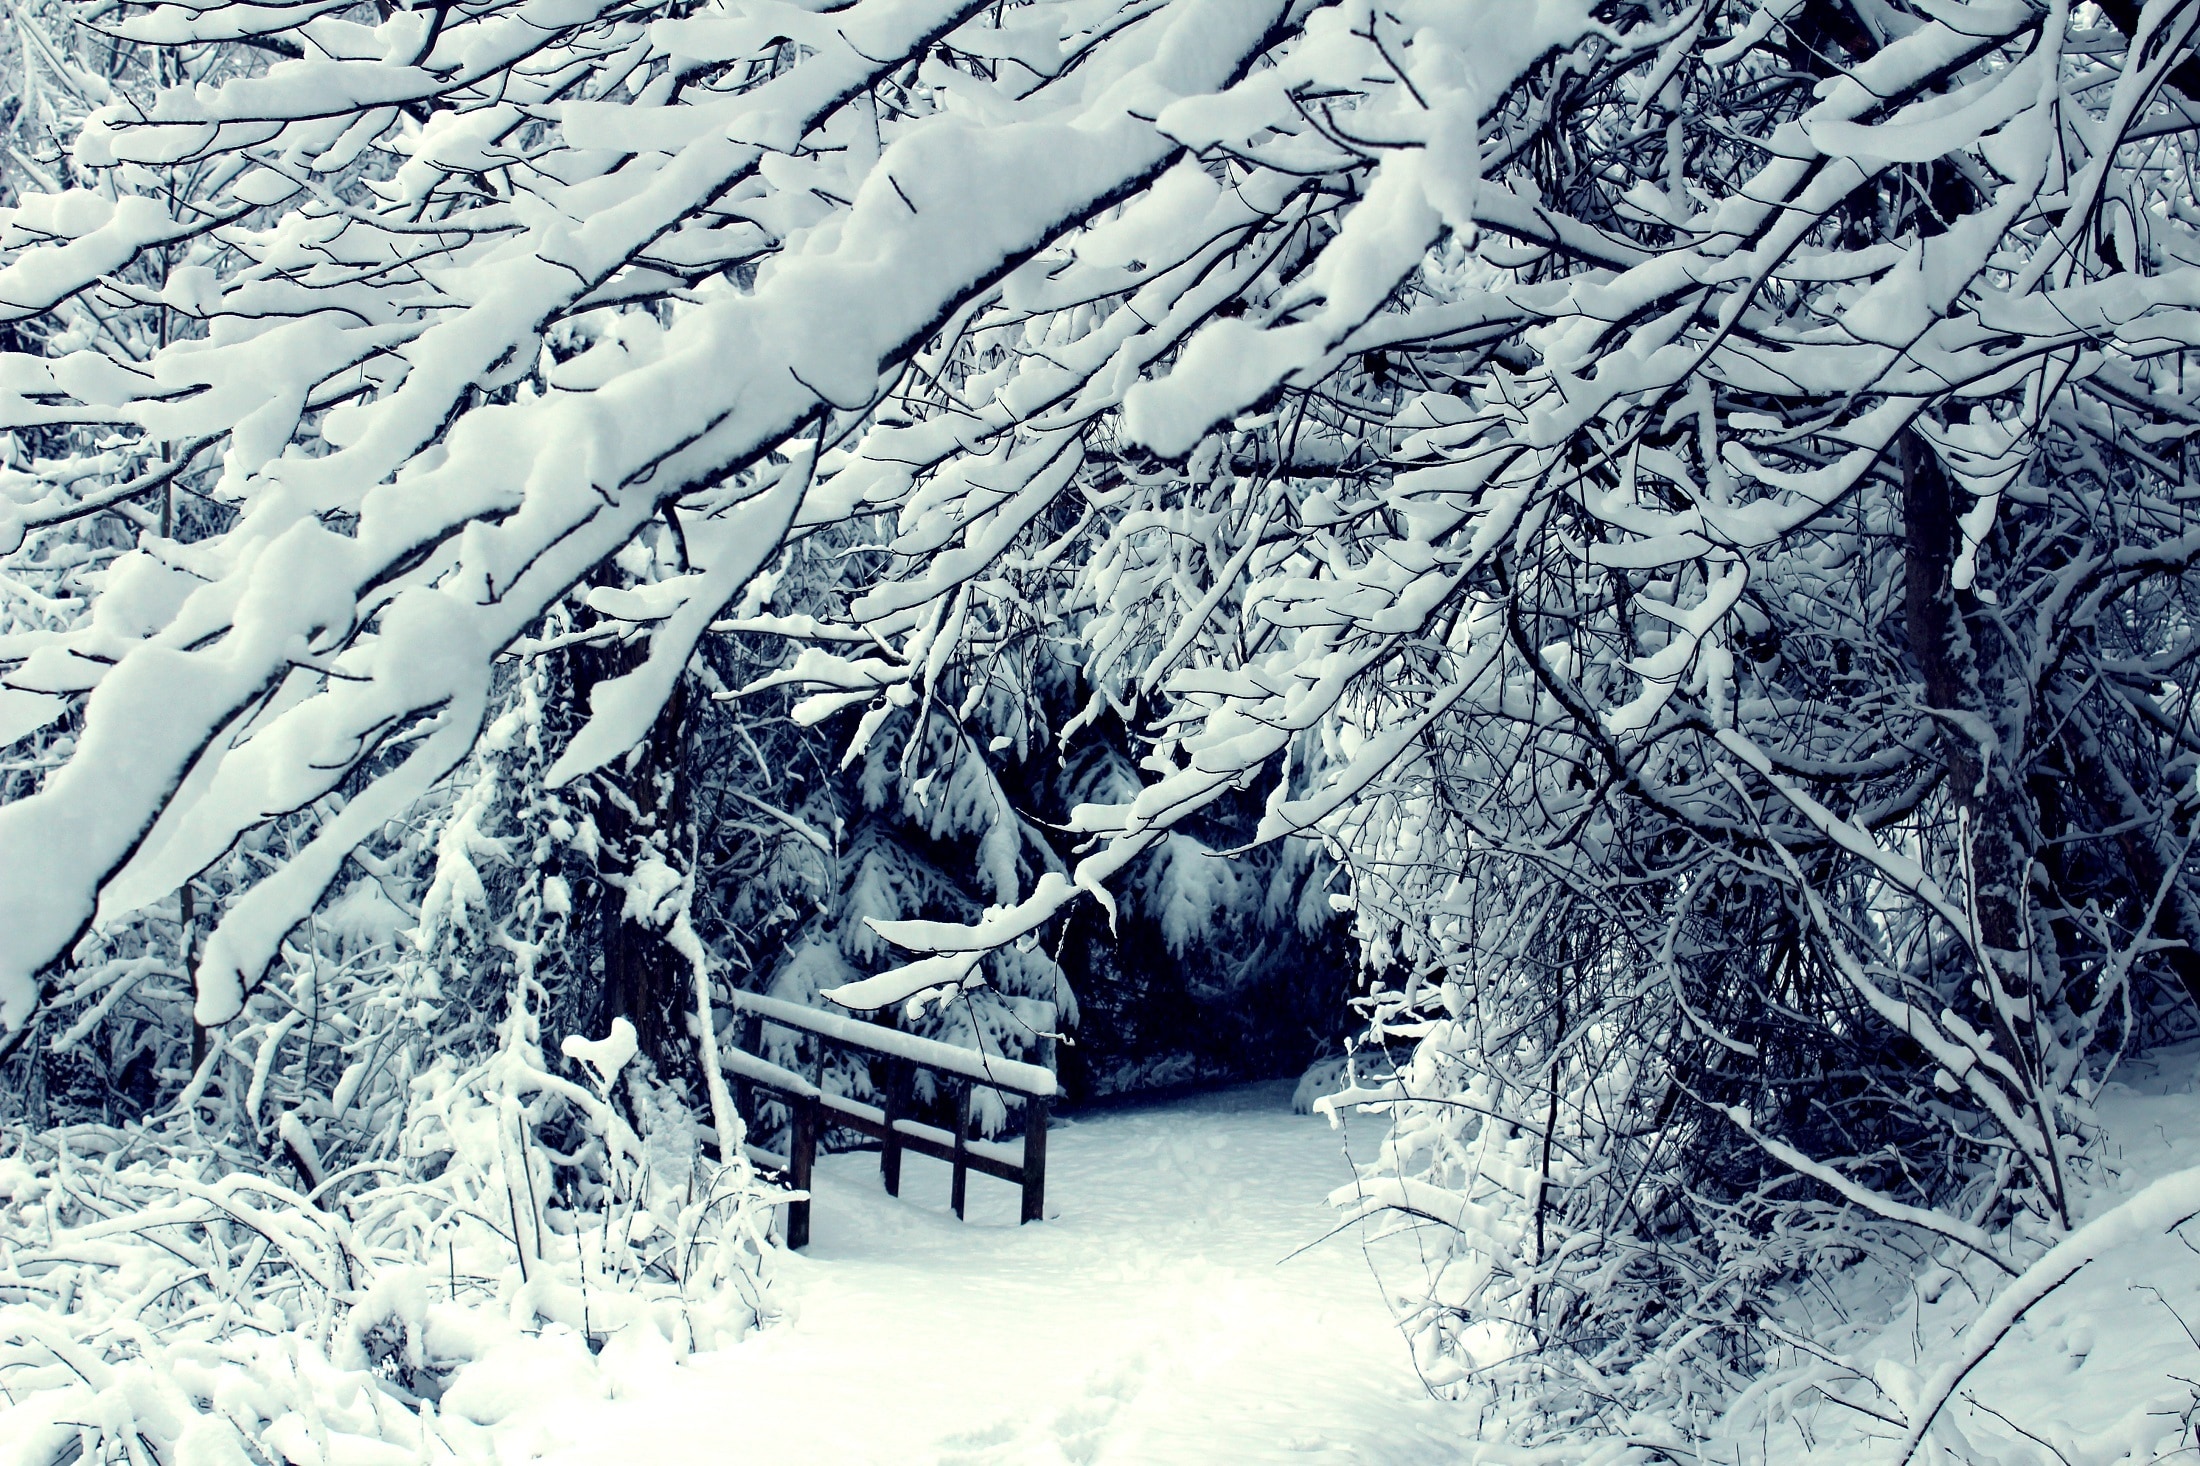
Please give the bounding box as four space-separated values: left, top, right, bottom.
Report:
0 995 774 1466
1291 1055 1348 1116
0 621 779 1465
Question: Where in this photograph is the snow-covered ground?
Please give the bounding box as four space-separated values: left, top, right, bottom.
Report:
16 1069 2200 1466
490 1081 1487 1465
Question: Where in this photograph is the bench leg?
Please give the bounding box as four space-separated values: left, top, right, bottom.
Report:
881 1058 904 1198
786 1093 818 1249
1021 1094 1049 1224
733 1013 763 1131
950 1083 971 1220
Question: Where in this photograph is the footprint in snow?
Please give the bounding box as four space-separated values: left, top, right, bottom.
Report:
934 1348 1152 1465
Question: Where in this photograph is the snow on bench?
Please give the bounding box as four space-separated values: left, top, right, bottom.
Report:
730 990 1055 1097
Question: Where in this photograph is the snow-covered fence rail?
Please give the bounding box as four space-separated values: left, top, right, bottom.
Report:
723 991 1056 1246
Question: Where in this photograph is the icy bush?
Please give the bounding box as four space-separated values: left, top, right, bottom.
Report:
0 995 775 1465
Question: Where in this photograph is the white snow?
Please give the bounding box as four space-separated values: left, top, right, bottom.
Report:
475 1082 1490 1465
1710 1044 2200 1466
14 1068 2200 1464
736 988 1057 1097
560 1017 639 1091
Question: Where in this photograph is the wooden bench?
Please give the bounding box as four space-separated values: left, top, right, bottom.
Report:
721 989 1056 1248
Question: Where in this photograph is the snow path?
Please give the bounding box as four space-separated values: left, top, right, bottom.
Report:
535 1081 1485 1464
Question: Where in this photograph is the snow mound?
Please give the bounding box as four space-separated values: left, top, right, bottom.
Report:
1292 1054 1349 1115
1708 1046 2200 1466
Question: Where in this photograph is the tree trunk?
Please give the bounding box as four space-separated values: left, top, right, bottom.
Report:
1902 432 2025 971
1903 429 2066 1218
567 588 703 1097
